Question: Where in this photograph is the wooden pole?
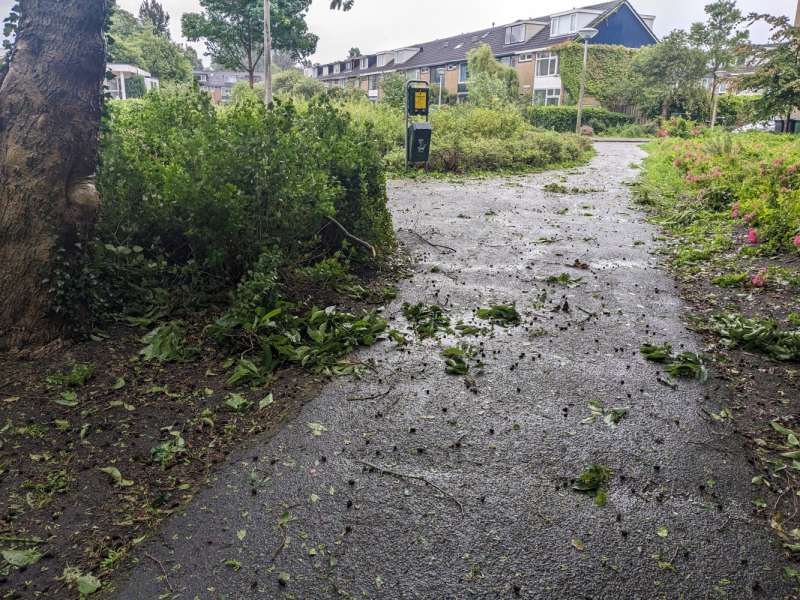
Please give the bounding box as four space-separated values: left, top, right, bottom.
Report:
264 0 272 104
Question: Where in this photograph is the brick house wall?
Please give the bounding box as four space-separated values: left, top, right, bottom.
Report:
444 66 459 95
515 55 535 97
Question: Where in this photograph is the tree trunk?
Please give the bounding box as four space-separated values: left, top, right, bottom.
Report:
661 100 668 123
0 0 110 355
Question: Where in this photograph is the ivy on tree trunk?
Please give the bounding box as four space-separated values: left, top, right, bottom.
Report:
0 0 110 355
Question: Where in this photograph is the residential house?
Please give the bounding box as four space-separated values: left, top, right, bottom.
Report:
311 1 657 105
107 64 159 100
193 70 265 103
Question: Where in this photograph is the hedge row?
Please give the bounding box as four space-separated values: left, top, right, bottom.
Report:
527 106 635 133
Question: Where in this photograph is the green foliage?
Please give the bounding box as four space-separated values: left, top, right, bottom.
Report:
465 44 520 106
181 0 318 77
46 364 94 387
98 85 393 288
139 322 200 363
273 69 325 99
295 243 355 288
572 463 612 506
139 0 171 37
109 26 193 82
640 342 708 381
527 106 634 133
402 302 452 338
125 74 147 99
555 42 636 106
711 273 748 287
689 1 749 73
476 304 520 327
380 72 408 110
709 313 800 361
734 15 800 123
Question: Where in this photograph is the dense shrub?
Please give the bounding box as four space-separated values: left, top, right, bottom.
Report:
97 84 394 287
527 106 635 132
647 132 800 248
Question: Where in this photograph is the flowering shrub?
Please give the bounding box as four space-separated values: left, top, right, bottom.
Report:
658 117 709 139
580 125 595 136
650 132 800 250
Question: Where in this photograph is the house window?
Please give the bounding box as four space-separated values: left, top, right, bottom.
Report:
345 61 352 71
519 53 533 62
505 24 526 44
459 63 469 83
421 67 429 74
378 55 385 67
454 43 463 49
200 85 208 92
340 78 347 87
334 63 341 73
406 69 420 80
322 66 329 76
551 14 578 36
368 74 380 90
396 51 405 63
354 78 360 88
447 64 458 71
444 41 449 47
197 74 207 82
222 87 232 97
536 51 559 76
533 88 561 106
224 75 237 83
499 56 515 68
360 58 369 69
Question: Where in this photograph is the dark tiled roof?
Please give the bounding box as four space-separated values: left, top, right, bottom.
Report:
317 0 655 80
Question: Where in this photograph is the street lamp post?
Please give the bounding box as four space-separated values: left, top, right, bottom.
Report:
575 28 598 135
436 68 445 107
710 69 727 132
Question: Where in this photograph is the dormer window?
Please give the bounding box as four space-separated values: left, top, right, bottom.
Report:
395 50 405 63
551 13 577 36
378 55 385 67
333 63 341 74
360 58 369 69
345 61 352 71
505 23 526 44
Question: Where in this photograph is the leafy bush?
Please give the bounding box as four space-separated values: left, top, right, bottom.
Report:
527 106 634 132
98 84 394 290
658 117 709 139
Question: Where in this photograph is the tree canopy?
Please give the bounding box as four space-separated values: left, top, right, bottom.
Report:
734 13 800 123
689 1 749 76
182 0 318 87
465 44 520 106
139 0 171 38
348 47 361 58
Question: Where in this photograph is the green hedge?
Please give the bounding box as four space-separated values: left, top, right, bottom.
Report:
526 106 635 133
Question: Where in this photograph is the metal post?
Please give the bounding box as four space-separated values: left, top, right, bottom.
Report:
405 79 410 174
439 75 443 107
575 38 589 135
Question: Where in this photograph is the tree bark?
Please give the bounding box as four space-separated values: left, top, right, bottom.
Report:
265 0 273 104
0 0 110 355
661 100 668 122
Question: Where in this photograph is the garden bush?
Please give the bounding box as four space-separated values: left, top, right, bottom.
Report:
97 84 394 294
527 106 635 132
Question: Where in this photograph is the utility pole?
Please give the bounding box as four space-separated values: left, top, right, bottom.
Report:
264 0 272 104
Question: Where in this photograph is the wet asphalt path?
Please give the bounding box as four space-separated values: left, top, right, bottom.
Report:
114 143 793 600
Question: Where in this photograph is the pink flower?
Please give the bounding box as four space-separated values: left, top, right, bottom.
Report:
744 212 756 223
674 158 680 166
752 268 767 287
794 235 800 248
748 228 760 244
755 144 760 148
731 203 739 218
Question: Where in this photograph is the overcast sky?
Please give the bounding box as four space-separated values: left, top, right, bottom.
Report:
1 0 797 66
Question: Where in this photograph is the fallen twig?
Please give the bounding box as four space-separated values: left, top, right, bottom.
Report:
272 514 287 561
407 229 457 254
352 457 463 516
327 217 376 257
145 554 174 592
347 371 402 402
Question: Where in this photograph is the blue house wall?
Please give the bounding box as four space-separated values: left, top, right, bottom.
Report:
589 2 657 48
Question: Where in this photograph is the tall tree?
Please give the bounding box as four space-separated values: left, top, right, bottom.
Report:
689 1 750 110
183 0 318 89
348 47 361 58
733 13 800 129
630 30 709 121
139 0 171 38
0 0 111 354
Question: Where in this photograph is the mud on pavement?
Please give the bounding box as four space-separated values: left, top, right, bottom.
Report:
111 143 798 600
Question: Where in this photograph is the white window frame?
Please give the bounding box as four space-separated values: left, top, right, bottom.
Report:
421 67 429 74
368 74 380 91
200 85 208 92
360 58 369 69
551 14 578 37
519 53 533 62
224 75 237 83
322 66 329 76
499 56 515 68
198 74 207 82
345 61 352 71
505 24 526 45
333 63 341 74
406 69 420 81
447 64 458 71
222 87 232 97
536 51 559 77
378 55 385 67
353 78 360 88
533 88 561 106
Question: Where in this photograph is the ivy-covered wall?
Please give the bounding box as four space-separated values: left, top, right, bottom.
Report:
554 42 636 107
